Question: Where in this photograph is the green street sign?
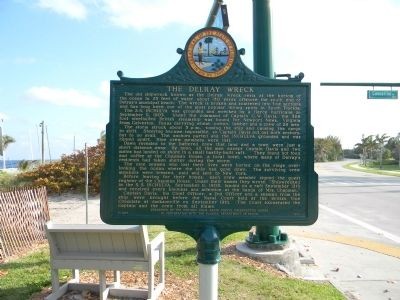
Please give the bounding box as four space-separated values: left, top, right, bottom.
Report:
100 28 318 239
367 90 398 99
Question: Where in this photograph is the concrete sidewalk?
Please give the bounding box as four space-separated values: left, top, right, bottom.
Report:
291 232 400 300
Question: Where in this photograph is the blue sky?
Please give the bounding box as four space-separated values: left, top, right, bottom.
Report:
1 0 400 161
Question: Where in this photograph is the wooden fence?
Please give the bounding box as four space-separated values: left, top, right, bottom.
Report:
0 186 49 260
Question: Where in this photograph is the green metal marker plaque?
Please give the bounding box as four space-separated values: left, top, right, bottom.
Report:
101 28 318 239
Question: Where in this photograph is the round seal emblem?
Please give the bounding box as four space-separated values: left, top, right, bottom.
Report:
186 28 236 78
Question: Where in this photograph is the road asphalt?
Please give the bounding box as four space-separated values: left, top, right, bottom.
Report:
48 186 400 300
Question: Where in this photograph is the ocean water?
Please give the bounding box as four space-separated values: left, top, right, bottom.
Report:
0 160 22 169
1 160 54 170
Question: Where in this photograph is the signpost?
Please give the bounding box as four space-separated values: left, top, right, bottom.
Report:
250 0 284 248
367 90 398 99
101 27 318 299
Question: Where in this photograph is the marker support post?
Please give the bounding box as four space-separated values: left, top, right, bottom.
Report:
248 0 288 248
197 226 220 300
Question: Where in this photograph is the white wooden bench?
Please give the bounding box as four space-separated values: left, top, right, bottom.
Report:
45 222 165 300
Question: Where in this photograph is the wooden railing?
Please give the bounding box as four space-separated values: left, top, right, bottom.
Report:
0 186 49 260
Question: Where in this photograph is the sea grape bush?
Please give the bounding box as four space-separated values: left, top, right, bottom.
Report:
18 142 105 194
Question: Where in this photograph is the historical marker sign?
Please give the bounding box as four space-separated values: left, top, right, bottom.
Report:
100 28 318 238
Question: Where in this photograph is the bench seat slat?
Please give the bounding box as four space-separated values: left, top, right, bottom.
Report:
53 251 160 262
54 251 148 261
52 259 149 271
47 224 141 233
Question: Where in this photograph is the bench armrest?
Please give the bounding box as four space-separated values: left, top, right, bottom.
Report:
150 232 165 252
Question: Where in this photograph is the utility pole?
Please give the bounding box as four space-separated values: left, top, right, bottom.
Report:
39 121 45 164
85 143 89 224
46 125 52 162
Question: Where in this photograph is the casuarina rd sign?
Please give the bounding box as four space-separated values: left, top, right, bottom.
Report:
367 90 398 99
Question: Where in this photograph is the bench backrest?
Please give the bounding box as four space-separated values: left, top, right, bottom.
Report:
46 222 149 260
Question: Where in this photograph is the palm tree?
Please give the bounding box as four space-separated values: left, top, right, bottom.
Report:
354 135 375 166
387 133 400 167
204 37 213 56
18 160 30 171
375 133 389 169
1 135 15 154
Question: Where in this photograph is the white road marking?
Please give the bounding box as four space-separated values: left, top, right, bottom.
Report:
319 180 397 186
319 204 400 244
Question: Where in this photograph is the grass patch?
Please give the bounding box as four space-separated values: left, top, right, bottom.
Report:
219 260 344 300
0 228 345 299
0 246 69 300
344 162 400 177
150 226 198 278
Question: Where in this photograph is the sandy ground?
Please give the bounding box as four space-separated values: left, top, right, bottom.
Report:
48 194 103 224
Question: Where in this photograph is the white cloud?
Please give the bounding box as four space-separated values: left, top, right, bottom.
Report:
37 0 87 20
101 0 208 30
26 86 102 108
87 121 106 131
271 0 400 82
99 80 110 97
13 57 37 65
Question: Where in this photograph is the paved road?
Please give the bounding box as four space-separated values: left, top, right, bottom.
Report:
315 160 400 246
286 160 400 300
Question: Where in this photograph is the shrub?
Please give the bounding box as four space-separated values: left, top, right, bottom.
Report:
0 171 18 190
17 142 105 194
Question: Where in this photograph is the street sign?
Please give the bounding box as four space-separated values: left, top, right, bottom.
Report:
367 90 398 99
100 28 318 240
